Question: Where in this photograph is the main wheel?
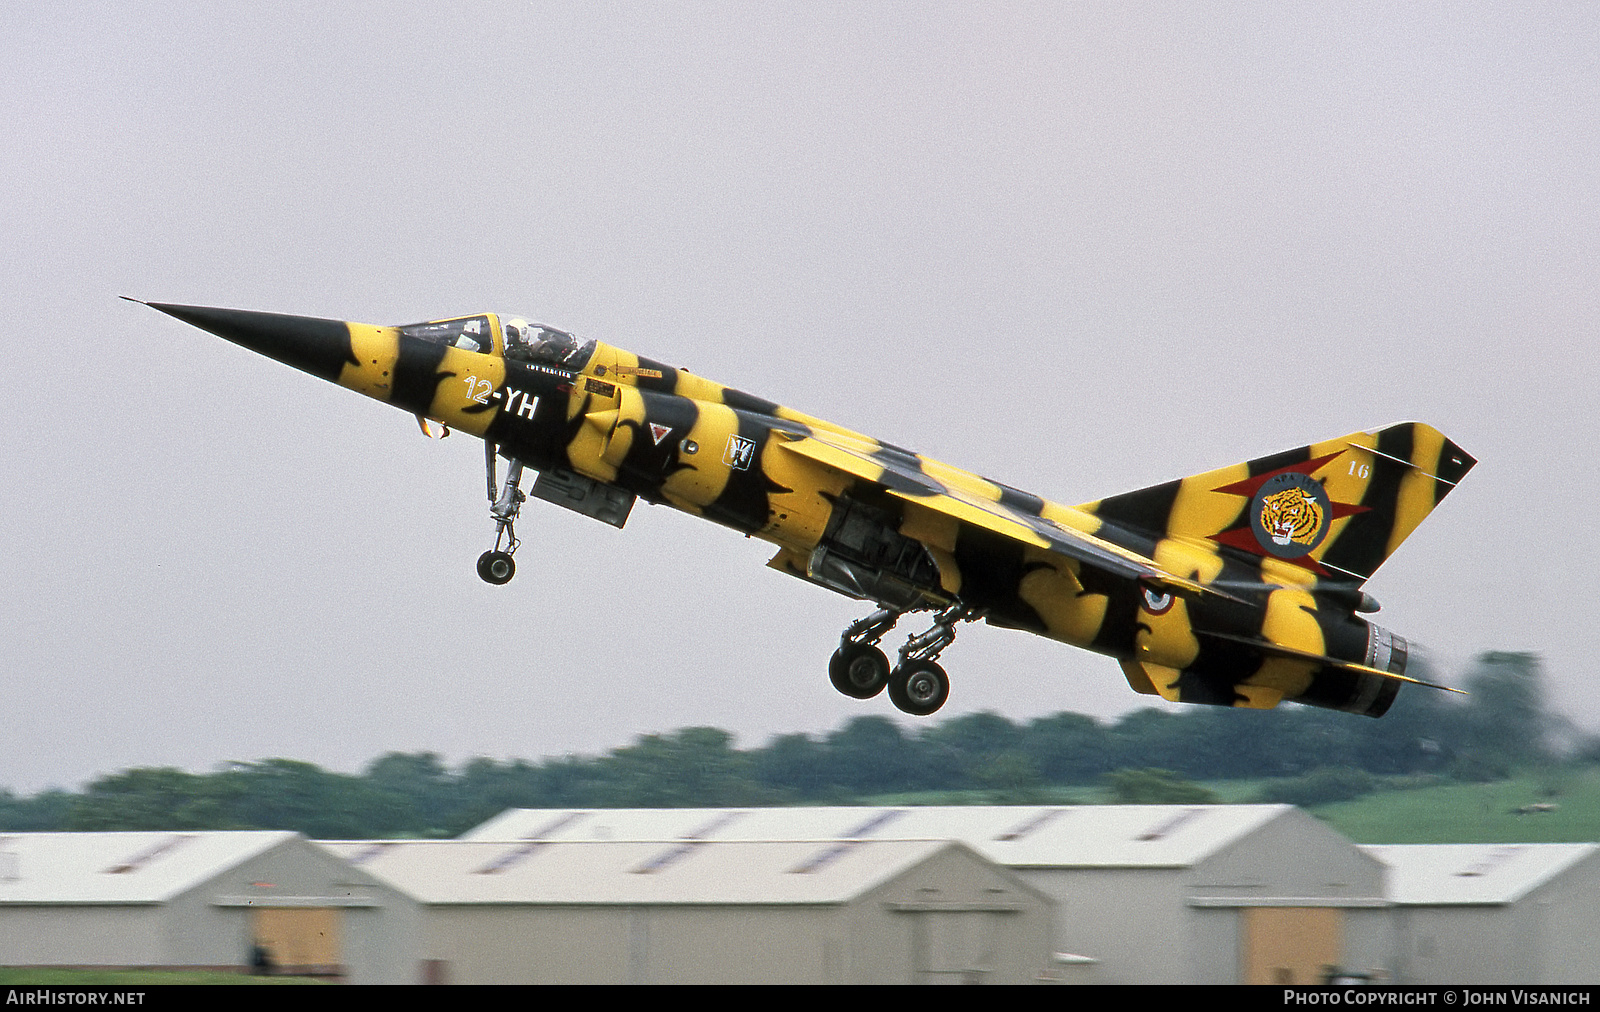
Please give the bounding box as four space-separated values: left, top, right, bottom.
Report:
829 642 890 699
888 658 950 715
477 550 516 585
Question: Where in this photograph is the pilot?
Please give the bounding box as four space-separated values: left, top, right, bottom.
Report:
504 318 578 365
503 318 533 361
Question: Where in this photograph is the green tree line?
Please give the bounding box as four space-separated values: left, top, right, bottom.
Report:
1 651 1584 838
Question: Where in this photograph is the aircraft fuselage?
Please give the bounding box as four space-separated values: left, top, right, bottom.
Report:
137 302 1473 718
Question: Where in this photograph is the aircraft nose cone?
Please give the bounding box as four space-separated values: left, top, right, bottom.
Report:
138 301 357 383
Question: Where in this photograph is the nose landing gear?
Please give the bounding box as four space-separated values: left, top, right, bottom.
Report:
478 443 524 585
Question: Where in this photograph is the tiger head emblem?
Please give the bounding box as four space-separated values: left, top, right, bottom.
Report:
1258 486 1325 547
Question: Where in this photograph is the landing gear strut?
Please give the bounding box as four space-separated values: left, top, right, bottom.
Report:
828 602 977 715
478 443 524 585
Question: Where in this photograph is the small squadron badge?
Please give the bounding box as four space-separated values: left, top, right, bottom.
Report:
723 434 756 470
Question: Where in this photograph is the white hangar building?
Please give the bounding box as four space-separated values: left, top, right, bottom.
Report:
0 831 411 984
1361 843 1600 985
318 837 1055 984
461 804 1390 985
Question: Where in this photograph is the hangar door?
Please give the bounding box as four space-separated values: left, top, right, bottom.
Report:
1241 907 1342 985
910 910 1003 984
251 907 343 976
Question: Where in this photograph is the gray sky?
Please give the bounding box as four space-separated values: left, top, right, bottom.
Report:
3 3 1596 794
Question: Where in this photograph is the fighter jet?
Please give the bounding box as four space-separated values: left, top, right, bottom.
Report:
133 301 1475 718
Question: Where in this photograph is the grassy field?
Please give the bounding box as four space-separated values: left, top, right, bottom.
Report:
1308 767 1600 843
863 767 1600 845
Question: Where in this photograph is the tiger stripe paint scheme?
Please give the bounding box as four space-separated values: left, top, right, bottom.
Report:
138 301 1476 718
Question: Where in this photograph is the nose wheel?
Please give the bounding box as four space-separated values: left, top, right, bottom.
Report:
477 551 516 585
479 442 525 585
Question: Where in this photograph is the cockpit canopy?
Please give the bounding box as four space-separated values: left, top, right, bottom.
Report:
398 314 594 369
400 315 496 354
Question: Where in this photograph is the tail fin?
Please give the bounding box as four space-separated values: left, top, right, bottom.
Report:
1081 422 1475 585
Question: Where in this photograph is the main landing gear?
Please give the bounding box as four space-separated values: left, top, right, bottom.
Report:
830 609 898 700
828 603 976 716
478 443 523 585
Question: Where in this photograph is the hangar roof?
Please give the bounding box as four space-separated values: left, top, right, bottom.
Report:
317 837 998 906
458 805 1297 868
0 831 298 905
1362 844 1600 906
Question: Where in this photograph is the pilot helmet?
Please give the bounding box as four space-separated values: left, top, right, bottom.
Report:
503 318 534 359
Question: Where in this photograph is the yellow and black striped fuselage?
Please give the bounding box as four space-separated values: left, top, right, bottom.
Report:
142 302 1475 717
450 329 1387 712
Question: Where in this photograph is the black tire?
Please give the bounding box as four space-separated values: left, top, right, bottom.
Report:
888 659 950 716
828 642 890 699
477 550 516 585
